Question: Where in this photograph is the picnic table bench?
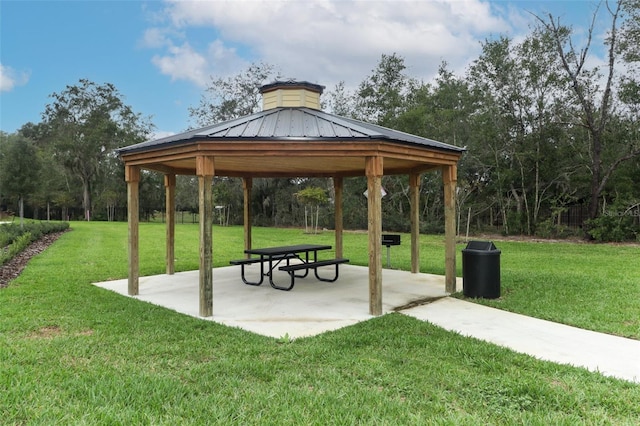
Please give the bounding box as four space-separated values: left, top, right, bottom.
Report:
229 244 349 291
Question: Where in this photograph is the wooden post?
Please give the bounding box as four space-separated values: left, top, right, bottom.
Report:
125 165 140 296
333 176 344 259
443 164 457 293
410 173 421 273
242 177 252 256
165 173 176 275
366 157 383 316
197 156 215 317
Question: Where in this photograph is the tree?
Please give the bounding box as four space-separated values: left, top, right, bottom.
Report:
324 81 356 117
354 53 417 127
93 151 126 222
212 177 243 226
139 171 164 221
536 1 640 222
393 64 481 233
176 176 199 214
52 192 75 222
0 133 41 227
42 79 152 221
0 132 6 214
189 62 280 127
350 54 424 231
295 187 328 234
467 31 572 235
18 122 70 221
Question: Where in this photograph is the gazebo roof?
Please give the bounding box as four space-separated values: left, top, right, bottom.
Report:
118 106 464 178
119 107 464 153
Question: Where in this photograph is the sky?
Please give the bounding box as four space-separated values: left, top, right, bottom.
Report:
1 0 608 139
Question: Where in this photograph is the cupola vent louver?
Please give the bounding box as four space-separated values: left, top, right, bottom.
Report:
260 80 325 110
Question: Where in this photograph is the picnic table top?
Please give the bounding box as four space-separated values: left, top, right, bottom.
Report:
244 244 332 256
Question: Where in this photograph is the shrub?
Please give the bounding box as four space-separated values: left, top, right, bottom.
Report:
0 232 33 265
535 219 580 239
585 214 638 242
0 222 70 266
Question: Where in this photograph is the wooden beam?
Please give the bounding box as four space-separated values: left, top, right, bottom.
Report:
125 164 140 183
333 177 343 258
125 165 140 296
165 173 176 275
410 173 421 273
243 177 252 256
366 156 383 316
119 140 462 180
136 164 187 176
121 140 462 164
198 158 214 317
224 170 361 179
196 155 215 176
443 164 457 293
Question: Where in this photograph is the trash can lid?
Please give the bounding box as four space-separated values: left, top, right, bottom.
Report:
464 241 499 251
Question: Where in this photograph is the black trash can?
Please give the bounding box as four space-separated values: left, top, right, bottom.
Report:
462 241 501 299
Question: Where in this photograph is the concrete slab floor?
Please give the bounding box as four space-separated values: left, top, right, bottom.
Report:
94 264 453 339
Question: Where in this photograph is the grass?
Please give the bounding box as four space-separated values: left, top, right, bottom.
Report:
1 221 639 424
464 240 640 339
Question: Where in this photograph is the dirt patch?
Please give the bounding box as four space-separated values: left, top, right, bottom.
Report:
29 325 64 339
27 325 94 339
0 230 68 289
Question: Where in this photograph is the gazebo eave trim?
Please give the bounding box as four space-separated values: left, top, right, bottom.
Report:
118 135 466 158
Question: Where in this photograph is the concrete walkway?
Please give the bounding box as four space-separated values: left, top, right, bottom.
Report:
94 265 640 384
403 298 640 384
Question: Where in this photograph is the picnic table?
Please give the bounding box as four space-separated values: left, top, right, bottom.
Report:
229 244 349 291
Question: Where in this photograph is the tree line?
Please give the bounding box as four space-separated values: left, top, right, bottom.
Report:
1 1 638 241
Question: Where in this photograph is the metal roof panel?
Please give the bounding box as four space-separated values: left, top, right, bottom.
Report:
118 107 465 154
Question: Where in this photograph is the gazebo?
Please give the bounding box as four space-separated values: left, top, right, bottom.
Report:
118 81 465 317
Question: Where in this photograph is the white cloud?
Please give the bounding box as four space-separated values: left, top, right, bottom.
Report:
146 0 521 90
140 27 172 49
0 63 30 92
144 22 249 87
150 39 248 87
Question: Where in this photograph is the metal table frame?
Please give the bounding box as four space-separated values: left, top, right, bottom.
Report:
241 244 332 290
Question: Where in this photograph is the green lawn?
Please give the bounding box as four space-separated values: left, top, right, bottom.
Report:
1 221 639 424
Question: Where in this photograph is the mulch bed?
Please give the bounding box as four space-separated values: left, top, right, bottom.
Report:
0 231 68 289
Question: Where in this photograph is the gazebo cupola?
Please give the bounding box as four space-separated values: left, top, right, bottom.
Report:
260 80 325 110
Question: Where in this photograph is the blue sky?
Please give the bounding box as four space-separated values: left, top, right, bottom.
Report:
1 1 606 138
